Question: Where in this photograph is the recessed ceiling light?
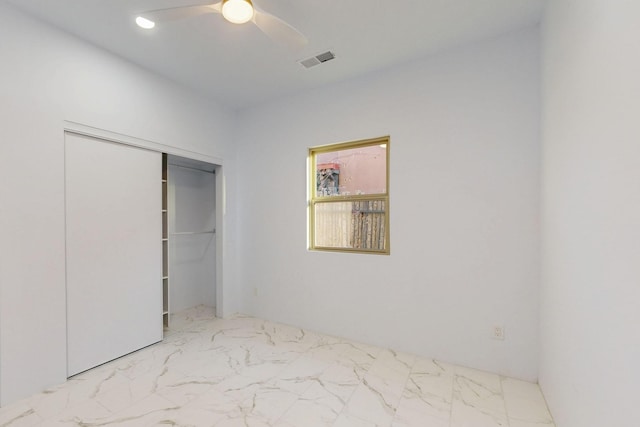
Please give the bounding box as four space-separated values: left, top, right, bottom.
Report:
135 16 155 29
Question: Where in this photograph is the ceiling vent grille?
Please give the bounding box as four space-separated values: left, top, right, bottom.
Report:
299 51 336 69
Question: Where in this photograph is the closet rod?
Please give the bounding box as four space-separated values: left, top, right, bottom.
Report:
170 230 215 235
168 163 215 174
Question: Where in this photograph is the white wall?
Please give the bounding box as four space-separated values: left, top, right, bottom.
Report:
0 3 238 405
235 28 541 380
540 1 640 426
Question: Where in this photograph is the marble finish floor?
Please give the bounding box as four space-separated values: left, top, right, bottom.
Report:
0 306 554 427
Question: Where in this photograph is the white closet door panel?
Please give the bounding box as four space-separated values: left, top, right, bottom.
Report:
65 133 162 376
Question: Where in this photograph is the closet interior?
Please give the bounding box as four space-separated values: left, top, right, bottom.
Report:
162 154 217 328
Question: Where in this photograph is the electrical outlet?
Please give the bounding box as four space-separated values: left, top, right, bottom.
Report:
492 325 505 340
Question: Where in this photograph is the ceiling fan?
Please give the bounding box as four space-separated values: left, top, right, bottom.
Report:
135 0 308 51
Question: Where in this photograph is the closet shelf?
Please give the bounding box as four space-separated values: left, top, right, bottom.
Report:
170 230 215 235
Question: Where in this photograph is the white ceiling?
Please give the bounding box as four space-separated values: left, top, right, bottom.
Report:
5 0 545 110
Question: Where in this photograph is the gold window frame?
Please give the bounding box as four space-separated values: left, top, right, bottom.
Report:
309 136 390 255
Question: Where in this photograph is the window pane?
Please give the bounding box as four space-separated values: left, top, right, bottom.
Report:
314 200 387 250
316 144 387 197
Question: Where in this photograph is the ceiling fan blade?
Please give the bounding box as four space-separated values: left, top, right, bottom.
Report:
252 9 308 51
139 2 222 23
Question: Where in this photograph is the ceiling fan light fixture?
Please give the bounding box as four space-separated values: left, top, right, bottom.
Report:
135 16 155 29
222 0 254 24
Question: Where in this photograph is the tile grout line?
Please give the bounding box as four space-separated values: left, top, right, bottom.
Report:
499 375 511 427
537 380 557 427
390 351 417 426
448 364 455 427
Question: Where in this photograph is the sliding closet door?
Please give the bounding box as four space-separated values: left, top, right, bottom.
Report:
65 133 162 376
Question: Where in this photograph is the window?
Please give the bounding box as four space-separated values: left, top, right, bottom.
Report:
309 136 390 254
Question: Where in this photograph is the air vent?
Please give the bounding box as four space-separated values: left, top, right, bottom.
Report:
299 51 336 69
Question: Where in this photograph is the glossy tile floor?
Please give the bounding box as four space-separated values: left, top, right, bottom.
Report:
0 306 555 426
